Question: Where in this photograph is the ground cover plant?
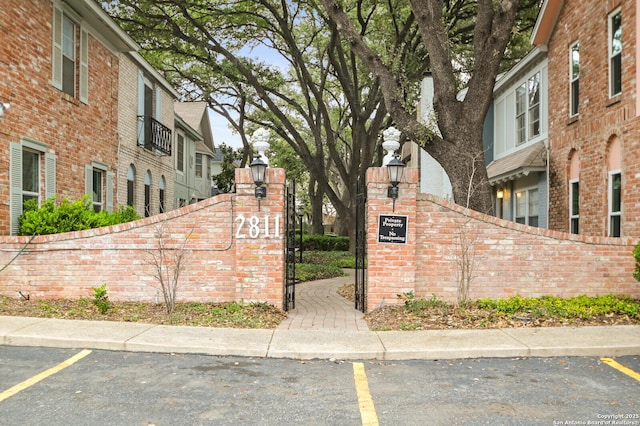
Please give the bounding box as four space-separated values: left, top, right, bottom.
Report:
357 291 640 331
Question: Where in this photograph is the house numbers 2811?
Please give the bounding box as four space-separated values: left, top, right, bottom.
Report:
235 215 281 239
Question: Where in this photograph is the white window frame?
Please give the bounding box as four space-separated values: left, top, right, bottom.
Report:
515 84 526 145
608 170 621 237
85 162 113 213
569 42 580 117
176 131 185 174
528 73 540 139
514 187 539 227
9 139 56 235
569 179 579 234
52 3 88 103
608 8 622 98
514 72 541 146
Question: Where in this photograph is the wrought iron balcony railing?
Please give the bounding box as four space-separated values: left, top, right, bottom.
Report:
137 115 172 155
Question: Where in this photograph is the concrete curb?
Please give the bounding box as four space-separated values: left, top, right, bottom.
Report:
1 316 639 360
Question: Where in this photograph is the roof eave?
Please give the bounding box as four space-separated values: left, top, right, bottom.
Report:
531 0 564 46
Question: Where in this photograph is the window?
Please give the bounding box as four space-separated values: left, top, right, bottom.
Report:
85 163 113 213
516 84 526 145
52 4 88 103
515 188 539 227
609 171 621 237
159 176 166 214
570 42 580 116
10 140 56 235
92 169 103 212
609 9 622 97
22 150 41 206
515 72 541 145
176 132 185 173
528 73 540 138
144 170 151 217
570 180 579 234
127 164 135 207
195 153 203 178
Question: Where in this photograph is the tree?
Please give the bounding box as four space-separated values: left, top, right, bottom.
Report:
319 0 533 214
212 143 243 194
105 0 538 228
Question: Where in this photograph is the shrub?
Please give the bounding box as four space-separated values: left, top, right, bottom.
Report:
301 234 349 251
19 195 140 235
92 284 111 314
633 241 640 282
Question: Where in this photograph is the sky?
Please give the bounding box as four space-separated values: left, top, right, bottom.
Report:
209 109 244 150
207 45 289 151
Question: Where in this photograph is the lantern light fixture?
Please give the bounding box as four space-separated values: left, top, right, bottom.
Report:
250 154 267 210
386 154 405 211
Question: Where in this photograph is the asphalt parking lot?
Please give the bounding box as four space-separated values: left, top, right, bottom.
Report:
0 347 639 426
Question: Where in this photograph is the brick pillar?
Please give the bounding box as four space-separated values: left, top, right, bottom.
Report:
366 167 419 312
234 167 286 308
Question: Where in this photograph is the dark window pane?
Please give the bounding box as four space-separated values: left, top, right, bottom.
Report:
127 180 134 206
144 184 151 217
610 216 621 237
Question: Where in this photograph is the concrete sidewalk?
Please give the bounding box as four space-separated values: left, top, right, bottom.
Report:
1 315 639 360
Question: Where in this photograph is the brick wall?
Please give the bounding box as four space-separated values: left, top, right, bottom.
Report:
0 169 287 308
365 167 639 312
546 0 640 237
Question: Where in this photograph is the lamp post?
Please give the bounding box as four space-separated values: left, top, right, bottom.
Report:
386 154 405 212
250 155 267 210
296 204 304 262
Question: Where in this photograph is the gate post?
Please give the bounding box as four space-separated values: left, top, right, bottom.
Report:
234 167 286 308
365 167 419 312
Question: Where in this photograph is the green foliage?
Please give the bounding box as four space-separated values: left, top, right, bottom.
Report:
300 250 355 269
292 250 354 282
633 241 640 282
302 234 349 251
212 143 243 193
399 292 449 314
296 263 344 282
476 294 640 320
92 284 111 315
18 196 140 236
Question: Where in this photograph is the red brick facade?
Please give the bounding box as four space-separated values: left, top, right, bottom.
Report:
0 166 636 311
0 0 124 235
365 167 638 311
540 0 640 237
0 169 286 307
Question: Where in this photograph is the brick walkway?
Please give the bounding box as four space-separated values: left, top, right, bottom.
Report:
277 270 370 331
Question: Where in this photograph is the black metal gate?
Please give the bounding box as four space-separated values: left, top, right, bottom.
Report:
354 177 367 313
284 180 296 311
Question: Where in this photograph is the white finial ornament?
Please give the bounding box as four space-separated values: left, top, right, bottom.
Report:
251 128 270 166
382 127 401 166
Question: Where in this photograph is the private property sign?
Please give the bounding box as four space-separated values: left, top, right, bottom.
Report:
377 214 408 244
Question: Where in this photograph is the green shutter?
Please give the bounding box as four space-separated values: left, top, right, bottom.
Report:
155 86 162 120
52 5 63 90
137 71 145 145
106 171 114 212
9 143 23 235
79 27 89 104
45 152 57 200
85 165 93 197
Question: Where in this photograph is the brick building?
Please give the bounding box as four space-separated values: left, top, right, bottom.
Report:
0 0 139 235
0 0 182 234
116 51 178 218
533 0 640 237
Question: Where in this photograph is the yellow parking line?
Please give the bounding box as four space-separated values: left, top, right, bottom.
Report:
0 349 92 403
601 357 640 382
353 362 379 426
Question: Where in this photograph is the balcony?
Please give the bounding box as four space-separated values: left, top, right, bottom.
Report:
138 115 172 155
